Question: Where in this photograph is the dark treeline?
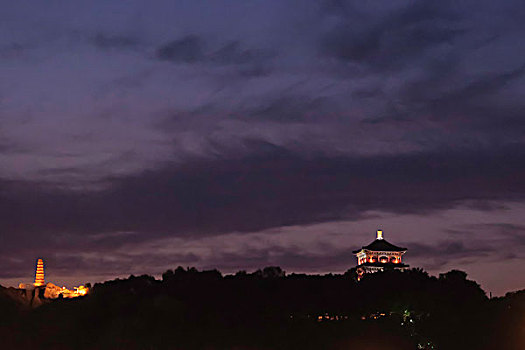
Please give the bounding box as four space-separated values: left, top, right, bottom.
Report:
0 267 523 349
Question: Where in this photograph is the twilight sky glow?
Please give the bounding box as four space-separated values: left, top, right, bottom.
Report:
1 0 524 295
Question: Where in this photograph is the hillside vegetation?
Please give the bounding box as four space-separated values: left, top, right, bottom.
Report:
0 267 523 350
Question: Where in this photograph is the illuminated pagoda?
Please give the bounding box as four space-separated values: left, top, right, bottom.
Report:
353 230 408 279
18 258 89 299
34 258 45 287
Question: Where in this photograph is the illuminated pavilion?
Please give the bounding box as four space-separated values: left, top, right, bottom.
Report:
353 230 408 279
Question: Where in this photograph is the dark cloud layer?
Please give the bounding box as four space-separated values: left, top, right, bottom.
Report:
1 145 524 251
157 35 205 63
0 0 524 294
322 1 464 70
156 35 274 78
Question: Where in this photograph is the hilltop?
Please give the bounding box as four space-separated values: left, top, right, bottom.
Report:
0 267 523 350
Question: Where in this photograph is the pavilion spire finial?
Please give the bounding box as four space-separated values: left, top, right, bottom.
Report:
376 230 383 240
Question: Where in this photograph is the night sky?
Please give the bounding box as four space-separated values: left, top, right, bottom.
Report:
1 1 524 296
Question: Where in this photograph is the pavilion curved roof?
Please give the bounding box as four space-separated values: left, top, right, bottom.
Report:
352 238 407 253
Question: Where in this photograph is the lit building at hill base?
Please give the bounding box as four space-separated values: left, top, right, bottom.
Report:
353 230 408 280
44 283 88 299
18 258 89 299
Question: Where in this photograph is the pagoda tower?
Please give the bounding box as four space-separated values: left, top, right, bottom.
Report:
353 230 408 279
34 258 45 287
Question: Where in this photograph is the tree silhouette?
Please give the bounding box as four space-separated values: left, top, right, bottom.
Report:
0 267 522 350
